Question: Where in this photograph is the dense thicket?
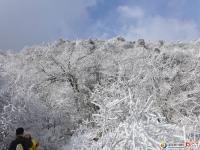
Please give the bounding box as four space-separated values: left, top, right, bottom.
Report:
1 38 200 149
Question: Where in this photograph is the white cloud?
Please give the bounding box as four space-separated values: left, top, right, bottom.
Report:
0 0 98 50
117 5 200 41
117 6 144 19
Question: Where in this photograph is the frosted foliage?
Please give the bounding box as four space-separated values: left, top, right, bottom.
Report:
70 39 200 150
1 38 200 149
71 81 186 150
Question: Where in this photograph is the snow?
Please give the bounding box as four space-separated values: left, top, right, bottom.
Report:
1 38 200 149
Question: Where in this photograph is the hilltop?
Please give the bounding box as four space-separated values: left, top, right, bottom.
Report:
1 38 200 149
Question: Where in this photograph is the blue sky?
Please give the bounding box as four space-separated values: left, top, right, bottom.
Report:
0 0 200 50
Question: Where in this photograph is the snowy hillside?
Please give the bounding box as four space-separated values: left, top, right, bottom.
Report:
1 38 200 149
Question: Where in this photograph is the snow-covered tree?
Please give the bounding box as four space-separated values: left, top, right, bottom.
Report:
1 38 200 149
